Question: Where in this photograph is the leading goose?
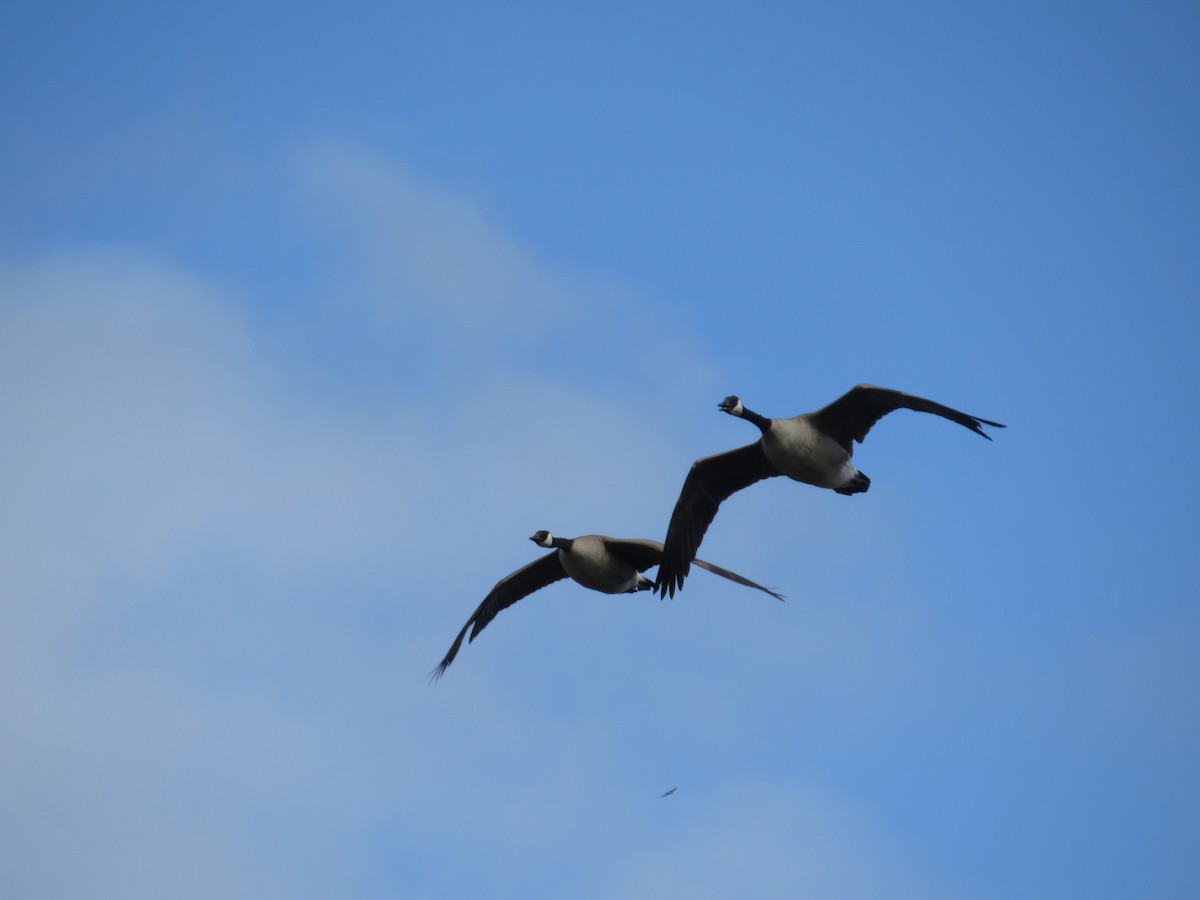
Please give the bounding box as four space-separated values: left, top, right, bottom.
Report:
656 384 1004 598
432 530 783 679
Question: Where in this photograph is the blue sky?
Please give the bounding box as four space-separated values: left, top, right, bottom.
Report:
2 1 1198 897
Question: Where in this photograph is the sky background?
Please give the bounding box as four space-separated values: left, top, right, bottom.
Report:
2 1 1198 897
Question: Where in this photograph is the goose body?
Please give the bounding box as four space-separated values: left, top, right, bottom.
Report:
757 412 858 489
656 384 1004 598
432 530 783 679
553 533 650 594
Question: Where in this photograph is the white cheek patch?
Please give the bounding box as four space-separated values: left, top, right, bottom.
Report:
536 532 555 547
731 399 745 416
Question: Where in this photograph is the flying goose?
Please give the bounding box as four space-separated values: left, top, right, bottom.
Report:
432 530 783 679
655 384 1004 598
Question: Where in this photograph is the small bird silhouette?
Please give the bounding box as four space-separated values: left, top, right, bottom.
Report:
660 787 677 798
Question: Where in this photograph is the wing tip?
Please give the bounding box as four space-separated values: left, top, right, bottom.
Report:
973 416 1006 440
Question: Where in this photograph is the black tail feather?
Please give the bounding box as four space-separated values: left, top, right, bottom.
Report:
834 471 871 496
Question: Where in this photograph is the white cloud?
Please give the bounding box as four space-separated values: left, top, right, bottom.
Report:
0 152 961 900
0 194 702 898
293 140 721 404
0 248 425 610
298 142 562 323
0 247 432 897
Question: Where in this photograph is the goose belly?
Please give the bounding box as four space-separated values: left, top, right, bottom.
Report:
559 541 641 594
763 420 856 489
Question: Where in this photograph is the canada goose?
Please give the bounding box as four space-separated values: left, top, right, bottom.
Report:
656 384 1004 598
432 530 783 679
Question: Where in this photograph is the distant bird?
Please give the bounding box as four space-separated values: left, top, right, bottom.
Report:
656 384 1004 598
431 531 783 679
660 787 677 798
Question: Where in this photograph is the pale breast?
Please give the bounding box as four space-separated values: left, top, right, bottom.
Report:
559 537 641 594
762 417 853 488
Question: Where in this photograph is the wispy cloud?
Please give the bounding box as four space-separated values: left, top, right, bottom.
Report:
298 141 568 333
0 246 431 897
0 151 964 900
0 150 715 897
293 141 720 401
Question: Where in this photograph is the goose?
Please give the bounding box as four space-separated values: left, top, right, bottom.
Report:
656 384 1004 598
432 530 783 679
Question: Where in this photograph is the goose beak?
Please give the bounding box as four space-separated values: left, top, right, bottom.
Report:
718 395 740 414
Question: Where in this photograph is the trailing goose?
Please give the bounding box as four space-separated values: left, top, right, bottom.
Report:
432 530 783 679
656 384 1004 598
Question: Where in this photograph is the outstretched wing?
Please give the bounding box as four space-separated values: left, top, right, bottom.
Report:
602 537 670 572
430 552 568 680
607 537 783 601
690 556 785 601
809 384 1006 451
655 442 781 599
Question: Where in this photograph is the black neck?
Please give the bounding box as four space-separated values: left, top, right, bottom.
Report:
740 406 772 433
551 536 574 551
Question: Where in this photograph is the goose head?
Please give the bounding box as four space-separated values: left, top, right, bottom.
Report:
718 395 745 417
530 530 555 548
